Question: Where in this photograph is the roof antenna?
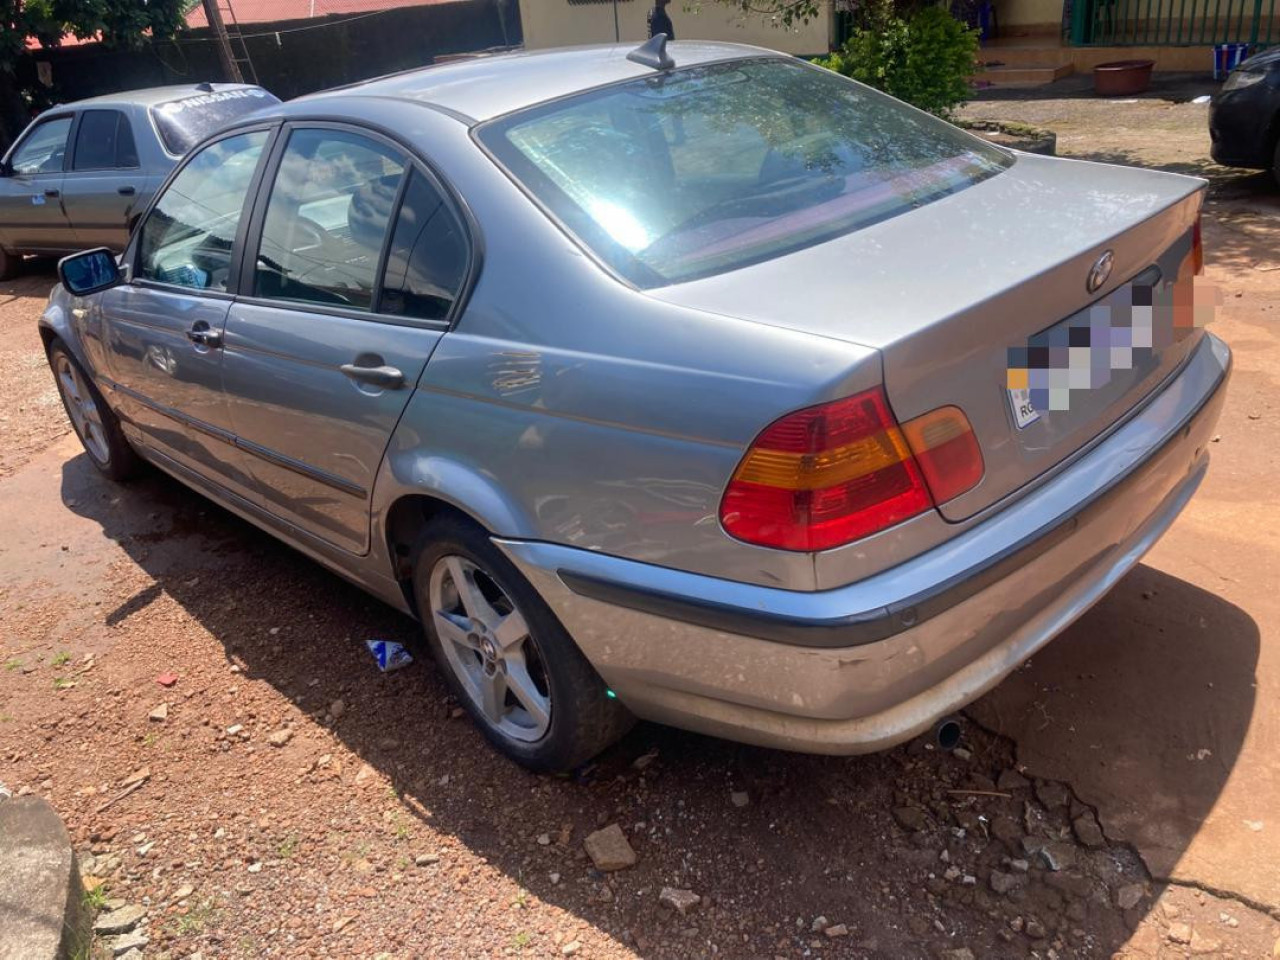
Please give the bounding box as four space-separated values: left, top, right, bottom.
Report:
627 33 675 71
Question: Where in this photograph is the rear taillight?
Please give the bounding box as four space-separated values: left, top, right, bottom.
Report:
1191 216 1204 275
720 389 984 552
901 406 984 505
720 388 930 551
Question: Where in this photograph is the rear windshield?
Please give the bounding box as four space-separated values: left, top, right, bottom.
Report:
151 88 280 155
478 58 1012 288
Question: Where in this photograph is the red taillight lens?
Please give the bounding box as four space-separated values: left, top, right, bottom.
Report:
1191 216 1204 275
719 388 933 551
901 406 984 505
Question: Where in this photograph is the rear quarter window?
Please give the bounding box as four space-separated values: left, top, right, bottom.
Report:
151 88 281 156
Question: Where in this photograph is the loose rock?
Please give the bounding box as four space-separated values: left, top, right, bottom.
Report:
1168 922 1194 944
824 924 849 938
148 703 168 722
1071 811 1106 848
996 769 1030 791
989 871 1023 895
267 729 292 747
93 903 146 935
892 806 928 832
583 823 637 871
659 887 701 915
1115 882 1145 910
730 790 750 808
940 950 975 960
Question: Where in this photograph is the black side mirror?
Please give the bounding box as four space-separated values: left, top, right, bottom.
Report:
58 248 121 296
0 160 11 177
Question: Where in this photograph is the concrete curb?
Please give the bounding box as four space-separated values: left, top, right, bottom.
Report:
0 795 90 960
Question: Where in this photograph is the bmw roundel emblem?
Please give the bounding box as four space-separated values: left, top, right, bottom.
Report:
1087 250 1114 294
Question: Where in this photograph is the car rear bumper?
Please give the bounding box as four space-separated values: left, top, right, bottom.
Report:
498 332 1231 754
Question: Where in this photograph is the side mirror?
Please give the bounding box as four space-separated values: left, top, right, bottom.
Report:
58 248 121 296
0 160 11 178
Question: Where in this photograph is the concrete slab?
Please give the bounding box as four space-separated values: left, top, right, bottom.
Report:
0 796 88 960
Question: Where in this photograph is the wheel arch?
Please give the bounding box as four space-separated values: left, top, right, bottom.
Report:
379 468 535 615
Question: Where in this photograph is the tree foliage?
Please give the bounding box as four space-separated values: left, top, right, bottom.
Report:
815 1 978 117
701 1 826 29
0 0 189 68
0 0 188 144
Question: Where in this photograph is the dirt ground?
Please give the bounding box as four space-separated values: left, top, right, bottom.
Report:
2 89 1279 960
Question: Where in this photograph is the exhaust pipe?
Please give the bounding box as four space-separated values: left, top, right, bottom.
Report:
932 715 963 752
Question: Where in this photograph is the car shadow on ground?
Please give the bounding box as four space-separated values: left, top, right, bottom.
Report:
59 448 1260 957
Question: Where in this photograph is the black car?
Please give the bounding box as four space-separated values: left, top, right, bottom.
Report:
1209 47 1280 179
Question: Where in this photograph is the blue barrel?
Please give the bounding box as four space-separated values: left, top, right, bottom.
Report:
1214 43 1250 80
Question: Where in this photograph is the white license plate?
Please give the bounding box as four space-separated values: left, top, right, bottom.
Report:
1008 387 1041 430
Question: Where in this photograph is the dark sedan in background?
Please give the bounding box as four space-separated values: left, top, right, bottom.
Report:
0 83 278 278
1210 46 1280 180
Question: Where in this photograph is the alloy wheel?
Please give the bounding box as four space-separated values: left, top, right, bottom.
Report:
428 555 552 742
54 354 110 466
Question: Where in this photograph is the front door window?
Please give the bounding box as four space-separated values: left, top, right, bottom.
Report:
137 130 270 291
9 117 72 175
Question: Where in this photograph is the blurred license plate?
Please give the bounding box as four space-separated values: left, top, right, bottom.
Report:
1008 387 1040 429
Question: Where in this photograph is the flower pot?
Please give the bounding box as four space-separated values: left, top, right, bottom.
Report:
1093 59 1155 96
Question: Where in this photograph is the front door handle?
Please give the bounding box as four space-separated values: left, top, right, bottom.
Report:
44 188 60 199
117 186 136 197
186 323 222 349
340 362 404 390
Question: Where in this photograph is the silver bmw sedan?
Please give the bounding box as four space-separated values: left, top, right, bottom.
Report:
41 39 1230 771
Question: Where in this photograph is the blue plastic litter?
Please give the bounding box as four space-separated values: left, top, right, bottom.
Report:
366 639 413 672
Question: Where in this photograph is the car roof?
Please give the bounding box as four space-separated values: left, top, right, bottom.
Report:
46 83 268 112
290 41 778 124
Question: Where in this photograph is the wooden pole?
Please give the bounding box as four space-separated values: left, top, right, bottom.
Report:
202 0 244 83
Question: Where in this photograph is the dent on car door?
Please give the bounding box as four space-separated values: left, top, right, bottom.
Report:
62 109 145 252
219 126 470 554
100 127 273 491
0 114 73 251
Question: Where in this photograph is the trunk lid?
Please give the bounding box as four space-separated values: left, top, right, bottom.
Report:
650 153 1206 520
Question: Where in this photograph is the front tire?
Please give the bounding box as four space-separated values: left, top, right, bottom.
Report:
47 339 141 481
412 514 633 771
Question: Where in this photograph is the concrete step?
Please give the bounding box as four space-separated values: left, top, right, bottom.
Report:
977 45 1071 68
977 63 1076 86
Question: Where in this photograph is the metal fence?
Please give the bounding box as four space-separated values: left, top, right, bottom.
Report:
1067 0 1278 45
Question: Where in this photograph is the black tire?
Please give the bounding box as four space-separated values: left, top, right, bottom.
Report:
1273 133 1280 186
47 339 142 482
412 514 634 772
0 247 16 281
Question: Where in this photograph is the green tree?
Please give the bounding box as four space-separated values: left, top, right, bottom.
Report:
0 0 189 144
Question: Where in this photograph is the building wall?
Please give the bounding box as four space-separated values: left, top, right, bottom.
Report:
998 0 1063 28
518 0 832 56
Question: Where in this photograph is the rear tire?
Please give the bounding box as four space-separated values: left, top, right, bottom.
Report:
47 339 141 481
412 514 634 772
0 248 16 281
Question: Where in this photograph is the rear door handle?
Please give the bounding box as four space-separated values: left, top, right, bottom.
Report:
340 362 404 390
186 323 222 349
44 189 59 199
117 186 136 197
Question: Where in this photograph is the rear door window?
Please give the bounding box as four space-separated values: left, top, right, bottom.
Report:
478 58 1012 287
252 128 406 311
72 110 139 170
151 88 280 156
